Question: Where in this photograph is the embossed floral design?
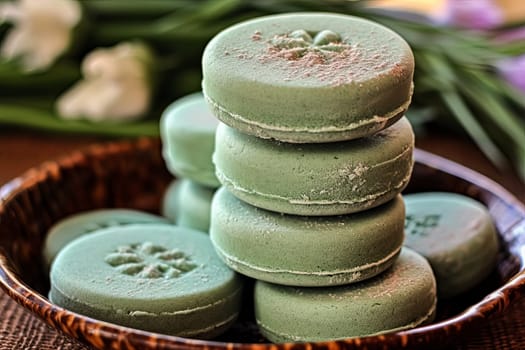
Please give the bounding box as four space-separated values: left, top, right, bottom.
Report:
268 29 351 61
105 242 197 279
259 28 361 83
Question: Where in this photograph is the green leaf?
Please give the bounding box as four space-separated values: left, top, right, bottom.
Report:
80 0 194 18
459 79 525 153
440 90 508 169
0 60 80 93
0 104 159 137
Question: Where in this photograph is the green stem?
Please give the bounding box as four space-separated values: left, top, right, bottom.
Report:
499 81 525 109
458 78 525 153
0 104 159 138
440 90 508 169
493 40 525 56
465 68 525 109
0 60 80 92
80 0 194 17
0 97 55 109
91 0 243 43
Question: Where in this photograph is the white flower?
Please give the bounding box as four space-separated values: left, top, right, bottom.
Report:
56 42 155 122
0 0 81 71
435 0 503 30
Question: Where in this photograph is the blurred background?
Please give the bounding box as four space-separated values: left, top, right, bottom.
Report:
0 0 524 197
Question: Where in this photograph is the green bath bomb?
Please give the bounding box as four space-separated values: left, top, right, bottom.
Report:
161 92 220 188
162 179 215 232
210 187 404 286
50 224 243 339
404 192 499 298
213 117 414 216
255 248 437 343
202 12 414 143
43 209 169 268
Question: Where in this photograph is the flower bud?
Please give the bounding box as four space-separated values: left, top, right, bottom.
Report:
0 0 82 71
56 42 156 122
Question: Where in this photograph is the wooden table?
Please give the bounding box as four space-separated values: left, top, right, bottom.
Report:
0 127 524 349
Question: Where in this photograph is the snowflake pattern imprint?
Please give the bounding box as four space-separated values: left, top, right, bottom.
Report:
104 242 197 279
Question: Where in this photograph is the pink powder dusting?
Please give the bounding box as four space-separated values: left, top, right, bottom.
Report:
255 33 368 86
224 47 253 60
252 30 262 41
247 32 393 86
260 46 365 86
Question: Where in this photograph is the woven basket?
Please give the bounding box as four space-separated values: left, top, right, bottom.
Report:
1 138 524 350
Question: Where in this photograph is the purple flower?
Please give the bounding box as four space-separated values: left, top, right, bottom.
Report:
497 55 525 93
437 0 503 30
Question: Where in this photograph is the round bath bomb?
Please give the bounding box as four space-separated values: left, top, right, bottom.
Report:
403 192 499 298
254 248 437 343
214 117 414 216
50 224 243 339
210 187 404 286
43 209 169 268
161 92 220 187
162 179 215 232
202 12 414 143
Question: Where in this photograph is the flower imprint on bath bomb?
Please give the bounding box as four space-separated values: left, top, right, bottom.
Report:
104 242 197 279
267 29 352 62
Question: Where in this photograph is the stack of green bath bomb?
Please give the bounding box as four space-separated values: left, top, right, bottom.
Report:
203 13 437 342
160 92 220 232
